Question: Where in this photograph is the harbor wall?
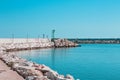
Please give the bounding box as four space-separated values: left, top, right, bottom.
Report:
69 38 120 44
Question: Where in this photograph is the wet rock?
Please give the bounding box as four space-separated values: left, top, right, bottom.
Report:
34 70 43 76
40 65 51 73
44 71 56 80
26 76 34 80
35 76 50 80
66 74 74 80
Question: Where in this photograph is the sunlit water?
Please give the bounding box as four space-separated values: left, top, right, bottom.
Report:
16 44 120 80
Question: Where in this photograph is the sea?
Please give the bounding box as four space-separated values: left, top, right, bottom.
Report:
16 44 120 80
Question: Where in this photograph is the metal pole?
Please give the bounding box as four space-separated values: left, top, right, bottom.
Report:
43 34 45 38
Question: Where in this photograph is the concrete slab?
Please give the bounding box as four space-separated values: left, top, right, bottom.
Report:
0 60 24 80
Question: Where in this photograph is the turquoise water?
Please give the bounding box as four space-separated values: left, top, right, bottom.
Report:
17 44 120 80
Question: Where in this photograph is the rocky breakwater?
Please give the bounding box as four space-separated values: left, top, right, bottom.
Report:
54 39 78 48
0 38 79 52
0 38 76 80
0 39 54 52
0 52 74 80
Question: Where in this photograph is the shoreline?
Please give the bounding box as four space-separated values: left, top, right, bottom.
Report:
0 38 77 80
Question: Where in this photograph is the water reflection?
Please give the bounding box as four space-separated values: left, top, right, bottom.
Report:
50 48 68 68
16 48 70 68
51 48 55 68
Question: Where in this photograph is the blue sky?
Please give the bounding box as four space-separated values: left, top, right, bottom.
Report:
0 0 120 38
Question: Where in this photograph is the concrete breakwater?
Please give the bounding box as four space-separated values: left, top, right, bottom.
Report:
0 38 53 52
0 38 77 80
0 38 78 52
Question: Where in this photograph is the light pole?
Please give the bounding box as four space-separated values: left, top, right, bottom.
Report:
43 34 45 38
51 29 55 42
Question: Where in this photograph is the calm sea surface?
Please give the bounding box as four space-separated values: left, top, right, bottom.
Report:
16 44 120 80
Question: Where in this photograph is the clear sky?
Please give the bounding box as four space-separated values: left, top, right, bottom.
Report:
0 0 120 38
